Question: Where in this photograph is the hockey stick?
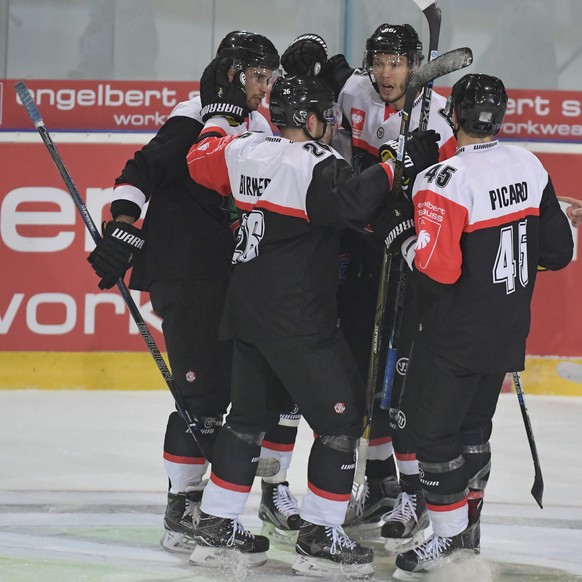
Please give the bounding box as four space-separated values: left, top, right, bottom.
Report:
380 0 443 410
556 361 582 383
14 81 279 478
353 48 473 490
512 372 544 508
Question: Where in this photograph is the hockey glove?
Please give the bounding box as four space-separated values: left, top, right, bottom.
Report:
319 54 354 96
281 33 328 76
371 197 415 257
200 56 248 125
87 220 144 290
379 129 441 187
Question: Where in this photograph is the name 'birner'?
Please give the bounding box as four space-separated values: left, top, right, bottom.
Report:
239 174 271 197
489 181 528 210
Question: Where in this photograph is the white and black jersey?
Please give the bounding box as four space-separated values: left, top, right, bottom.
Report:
336 70 456 173
110 97 271 290
410 140 573 372
187 132 396 342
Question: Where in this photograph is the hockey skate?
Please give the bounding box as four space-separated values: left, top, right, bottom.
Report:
189 511 270 567
344 475 400 536
160 482 206 553
381 491 432 552
258 480 301 542
392 522 480 580
292 521 374 578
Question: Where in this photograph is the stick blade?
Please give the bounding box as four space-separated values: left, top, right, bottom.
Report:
409 47 473 93
531 474 544 509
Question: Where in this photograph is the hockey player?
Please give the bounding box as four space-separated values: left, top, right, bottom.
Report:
392 73 573 578
282 24 456 536
87 31 302 552
185 73 440 576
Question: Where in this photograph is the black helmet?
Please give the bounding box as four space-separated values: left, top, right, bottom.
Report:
269 75 338 129
445 73 508 136
364 24 423 70
216 30 280 70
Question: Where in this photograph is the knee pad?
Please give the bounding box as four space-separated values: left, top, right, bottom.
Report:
224 424 265 446
318 434 358 453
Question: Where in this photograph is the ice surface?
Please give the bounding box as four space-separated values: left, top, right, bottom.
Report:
1 390 581 581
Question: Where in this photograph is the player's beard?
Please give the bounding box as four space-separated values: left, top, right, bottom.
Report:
379 79 407 106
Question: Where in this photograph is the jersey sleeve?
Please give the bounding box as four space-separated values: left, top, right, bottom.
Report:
111 114 203 219
186 135 238 196
538 175 574 270
412 185 469 284
306 157 393 228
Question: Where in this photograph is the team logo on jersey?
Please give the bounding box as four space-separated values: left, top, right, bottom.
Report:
396 357 408 376
396 410 406 429
416 216 441 270
185 371 196 382
334 402 346 414
376 127 385 140
350 108 365 137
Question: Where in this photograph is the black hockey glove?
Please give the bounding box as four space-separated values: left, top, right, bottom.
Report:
281 33 328 76
200 56 248 125
87 220 144 290
379 129 441 185
319 54 354 97
371 196 415 256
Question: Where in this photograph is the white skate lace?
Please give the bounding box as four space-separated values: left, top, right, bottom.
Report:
382 492 417 524
413 534 451 561
227 518 254 547
183 479 207 520
273 484 299 517
326 525 357 555
348 481 370 519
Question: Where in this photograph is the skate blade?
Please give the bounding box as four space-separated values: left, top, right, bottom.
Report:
392 548 479 580
291 555 374 579
160 529 196 554
383 525 433 554
392 567 424 580
344 520 384 540
189 545 267 568
261 521 299 545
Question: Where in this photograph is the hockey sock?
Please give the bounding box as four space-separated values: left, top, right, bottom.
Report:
301 434 357 526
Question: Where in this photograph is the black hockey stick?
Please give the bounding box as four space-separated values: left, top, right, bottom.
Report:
380 0 443 410
354 48 473 489
14 80 279 478
512 372 544 508
415 0 442 131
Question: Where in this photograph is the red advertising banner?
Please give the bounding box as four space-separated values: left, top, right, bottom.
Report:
0 141 166 352
1 141 580 356
2 80 582 141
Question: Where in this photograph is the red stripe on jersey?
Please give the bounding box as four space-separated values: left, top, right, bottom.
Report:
352 136 379 156
186 135 237 197
370 436 393 446
383 103 398 121
255 199 309 221
438 135 457 162
413 189 468 284
210 472 252 493
379 161 395 186
163 452 206 465
465 207 540 232
308 481 351 502
426 498 468 512
261 440 295 452
199 124 228 139
395 452 417 461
